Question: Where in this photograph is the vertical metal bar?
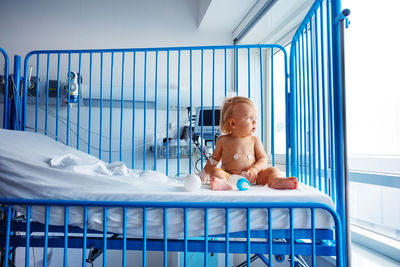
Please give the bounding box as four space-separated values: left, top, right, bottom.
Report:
56 53 61 141
268 208 272 264
200 49 204 167
43 205 50 267
301 34 307 184
132 52 136 168
109 52 114 163
311 208 316 267
327 0 336 204
103 207 107 267
177 50 181 174
247 47 251 98
306 25 312 186
235 48 239 95
22 55 28 130
189 50 193 174
320 2 329 194
35 54 40 132
290 208 294 267
32 53 40 132
66 53 71 145
336 4 351 265
154 51 159 170
335 212 344 267
88 53 93 154
4 205 12 267
143 207 147 267
82 206 88 267
212 49 215 149
166 51 170 176
25 205 31 267
45 54 50 135
315 11 322 191
163 208 168 267
271 48 275 166
120 52 125 162
143 51 147 170
1 49 9 129
310 18 317 188
224 48 227 97
298 42 304 184
123 207 127 267
64 205 69 267
204 208 208 267
284 47 290 177
246 208 250 266
184 208 188 267
295 46 301 179
99 52 104 160
225 208 229 267
259 47 264 144
77 53 82 149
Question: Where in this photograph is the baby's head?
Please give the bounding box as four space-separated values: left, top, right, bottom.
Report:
220 96 257 135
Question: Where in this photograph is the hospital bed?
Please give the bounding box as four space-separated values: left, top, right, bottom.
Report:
0 0 349 266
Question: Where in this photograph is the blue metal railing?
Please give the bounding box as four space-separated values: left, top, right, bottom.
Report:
289 0 348 265
20 44 287 177
1 48 10 129
0 198 343 267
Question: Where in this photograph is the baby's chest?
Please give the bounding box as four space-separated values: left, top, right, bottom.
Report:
221 142 255 163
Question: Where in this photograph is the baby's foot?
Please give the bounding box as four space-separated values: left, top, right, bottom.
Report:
269 177 298 190
210 176 234 191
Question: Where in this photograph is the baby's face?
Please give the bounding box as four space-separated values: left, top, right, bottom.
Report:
231 103 257 137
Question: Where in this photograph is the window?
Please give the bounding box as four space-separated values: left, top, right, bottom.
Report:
343 0 400 244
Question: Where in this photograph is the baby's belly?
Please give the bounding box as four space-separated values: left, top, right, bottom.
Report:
222 160 253 175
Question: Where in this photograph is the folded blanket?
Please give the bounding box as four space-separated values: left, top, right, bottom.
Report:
50 153 131 177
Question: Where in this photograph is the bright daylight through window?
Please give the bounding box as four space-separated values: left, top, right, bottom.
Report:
343 0 400 243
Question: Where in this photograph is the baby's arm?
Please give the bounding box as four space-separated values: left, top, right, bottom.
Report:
202 136 223 174
243 136 268 182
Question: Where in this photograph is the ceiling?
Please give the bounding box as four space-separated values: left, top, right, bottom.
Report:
197 0 258 32
197 0 315 45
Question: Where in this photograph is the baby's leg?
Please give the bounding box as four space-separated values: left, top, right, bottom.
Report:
209 168 234 191
257 167 298 190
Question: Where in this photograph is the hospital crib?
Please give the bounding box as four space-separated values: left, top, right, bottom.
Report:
0 0 349 266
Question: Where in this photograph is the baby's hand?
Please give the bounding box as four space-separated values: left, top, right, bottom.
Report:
241 167 258 184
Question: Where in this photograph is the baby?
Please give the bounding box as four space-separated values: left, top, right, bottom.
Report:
200 96 298 190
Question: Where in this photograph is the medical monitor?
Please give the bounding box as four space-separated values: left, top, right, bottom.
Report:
194 106 221 138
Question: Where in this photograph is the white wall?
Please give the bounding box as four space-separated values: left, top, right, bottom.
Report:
0 0 233 61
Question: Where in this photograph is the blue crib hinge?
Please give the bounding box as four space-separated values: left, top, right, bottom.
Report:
335 9 351 25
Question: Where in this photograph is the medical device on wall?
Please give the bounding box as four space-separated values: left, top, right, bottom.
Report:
26 65 39 96
194 106 221 141
64 71 82 104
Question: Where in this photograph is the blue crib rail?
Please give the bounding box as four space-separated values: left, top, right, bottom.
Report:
0 198 343 267
18 44 289 177
288 0 349 264
0 48 10 129
1 0 350 265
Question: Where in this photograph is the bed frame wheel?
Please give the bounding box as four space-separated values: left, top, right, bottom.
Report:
275 254 285 262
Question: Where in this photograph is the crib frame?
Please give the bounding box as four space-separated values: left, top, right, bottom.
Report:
1 0 349 266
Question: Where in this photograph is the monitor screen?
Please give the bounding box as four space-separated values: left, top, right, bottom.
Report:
194 106 221 137
197 109 220 127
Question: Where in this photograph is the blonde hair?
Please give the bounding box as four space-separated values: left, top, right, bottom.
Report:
220 96 257 135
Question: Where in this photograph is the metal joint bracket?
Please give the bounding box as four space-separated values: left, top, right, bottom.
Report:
335 9 351 24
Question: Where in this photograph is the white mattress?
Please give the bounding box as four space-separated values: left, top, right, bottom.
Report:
0 129 335 238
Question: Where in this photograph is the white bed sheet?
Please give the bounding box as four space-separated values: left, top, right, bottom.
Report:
0 129 335 238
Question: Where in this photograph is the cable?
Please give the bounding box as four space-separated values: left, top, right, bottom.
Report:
8 76 191 153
